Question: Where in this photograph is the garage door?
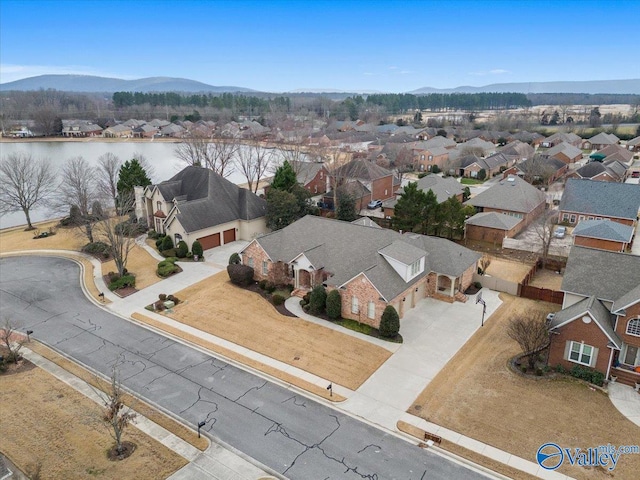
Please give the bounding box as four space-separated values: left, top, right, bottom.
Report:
223 228 236 244
198 233 221 250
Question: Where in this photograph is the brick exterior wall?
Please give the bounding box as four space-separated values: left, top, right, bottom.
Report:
558 211 635 227
574 236 626 252
304 167 329 194
465 224 516 243
459 264 475 292
548 317 612 375
371 176 395 201
340 274 390 328
615 303 640 351
242 241 271 281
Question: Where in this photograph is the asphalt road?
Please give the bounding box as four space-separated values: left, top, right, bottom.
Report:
0 256 490 480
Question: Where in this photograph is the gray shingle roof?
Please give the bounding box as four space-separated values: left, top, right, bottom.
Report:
561 246 640 302
588 132 619 145
465 175 546 213
612 284 640 314
546 142 582 160
351 217 382 228
379 240 426 265
250 215 480 301
397 175 464 203
573 219 634 243
332 159 392 181
158 166 266 233
465 212 521 230
549 296 621 349
559 178 640 220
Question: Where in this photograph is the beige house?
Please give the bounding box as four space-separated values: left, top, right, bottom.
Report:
141 166 267 251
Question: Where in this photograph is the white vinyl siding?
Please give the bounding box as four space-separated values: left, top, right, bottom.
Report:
410 260 421 277
351 296 359 314
568 341 594 366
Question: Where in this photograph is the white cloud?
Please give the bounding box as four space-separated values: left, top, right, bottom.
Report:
489 69 510 75
399 70 412 75
469 68 511 77
388 66 398 70
0 64 133 83
363 72 375 76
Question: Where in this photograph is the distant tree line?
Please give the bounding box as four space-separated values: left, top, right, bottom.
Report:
112 91 291 115
362 92 532 113
527 93 640 106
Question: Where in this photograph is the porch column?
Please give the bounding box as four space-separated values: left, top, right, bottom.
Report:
449 275 455 297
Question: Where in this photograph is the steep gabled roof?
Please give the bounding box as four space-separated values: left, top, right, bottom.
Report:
559 178 640 219
588 132 619 145
549 296 621 349
401 175 464 203
465 211 521 230
546 142 582 160
332 159 392 181
561 246 640 303
157 166 266 233
465 175 546 213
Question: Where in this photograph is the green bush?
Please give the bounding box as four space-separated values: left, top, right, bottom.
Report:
192 240 203 258
229 252 241 265
227 264 254 286
259 279 268 290
569 365 605 386
265 282 276 294
161 235 174 251
176 240 188 258
161 248 177 258
308 285 327 315
302 292 311 304
326 290 342 319
82 241 110 258
431 165 441 174
155 238 164 248
272 294 285 306
379 305 400 338
148 230 160 239
477 168 487 181
157 259 179 278
108 274 136 291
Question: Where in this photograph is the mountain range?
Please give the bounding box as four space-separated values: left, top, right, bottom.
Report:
0 74 638 95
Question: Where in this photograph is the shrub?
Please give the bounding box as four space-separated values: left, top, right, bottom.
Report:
258 279 268 290
155 238 164 248
431 165 441 174
227 264 254 286
265 282 276 294
191 240 203 259
159 293 167 301
108 274 136 291
555 364 567 374
302 292 311 304
161 235 174 251
379 305 400 338
161 248 177 258
272 294 285 306
167 294 180 305
157 259 179 278
326 290 342 319
175 240 188 258
82 241 110 258
116 219 146 237
148 230 159 239
477 168 487 181
569 365 604 386
474 281 482 289
302 304 310 312
229 252 241 265
154 300 165 311
308 285 327 315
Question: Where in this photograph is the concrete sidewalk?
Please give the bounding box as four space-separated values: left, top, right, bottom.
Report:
608 382 640 427
20 348 275 480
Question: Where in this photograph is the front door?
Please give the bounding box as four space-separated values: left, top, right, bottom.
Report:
623 345 639 366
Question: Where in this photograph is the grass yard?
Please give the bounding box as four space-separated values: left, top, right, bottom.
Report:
0 220 84 252
460 178 485 185
484 256 533 284
0 362 187 480
408 295 640 480
167 271 392 390
101 244 161 290
528 268 564 290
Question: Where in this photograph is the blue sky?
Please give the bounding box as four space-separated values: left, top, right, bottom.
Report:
1 0 639 92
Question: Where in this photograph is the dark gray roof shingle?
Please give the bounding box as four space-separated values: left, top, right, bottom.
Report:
573 219 634 243
559 178 640 220
465 175 546 213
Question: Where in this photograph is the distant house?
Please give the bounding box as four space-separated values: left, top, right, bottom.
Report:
541 132 582 148
502 156 568 185
464 175 546 240
62 120 103 137
543 142 583 164
324 160 396 211
133 124 158 138
558 178 640 226
464 212 522 243
290 160 330 195
597 144 634 165
572 219 634 252
460 152 515 178
411 144 449 172
240 216 481 327
569 161 623 182
382 174 464 218
103 124 132 138
457 138 496 157
582 132 619 150
626 136 640 152
548 247 640 387
141 166 267 251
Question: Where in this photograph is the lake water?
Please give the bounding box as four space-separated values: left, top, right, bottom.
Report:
0 141 281 229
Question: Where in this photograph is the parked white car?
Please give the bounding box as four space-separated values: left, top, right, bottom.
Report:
554 226 566 238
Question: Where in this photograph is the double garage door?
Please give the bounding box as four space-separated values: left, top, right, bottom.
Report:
197 228 236 251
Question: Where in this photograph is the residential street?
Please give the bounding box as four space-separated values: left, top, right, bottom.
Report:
0 255 491 480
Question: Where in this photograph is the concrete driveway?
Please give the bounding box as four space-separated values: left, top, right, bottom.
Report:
203 240 249 267
343 289 502 430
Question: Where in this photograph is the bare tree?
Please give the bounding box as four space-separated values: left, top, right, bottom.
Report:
0 152 57 230
520 155 557 186
174 134 238 178
96 153 122 208
531 210 557 269
1 317 25 364
32 108 62 136
95 363 137 456
507 314 549 371
236 143 274 193
131 152 155 182
56 156 100 242
95 192 137 277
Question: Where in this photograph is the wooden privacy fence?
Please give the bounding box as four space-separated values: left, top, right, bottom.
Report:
518 284 564 304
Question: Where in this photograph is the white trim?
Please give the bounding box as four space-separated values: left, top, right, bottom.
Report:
568 341 594 366
626 318 640 337
550 311 621 349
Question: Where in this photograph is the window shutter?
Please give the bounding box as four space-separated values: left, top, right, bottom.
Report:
590 347 599 368
563 341 571 361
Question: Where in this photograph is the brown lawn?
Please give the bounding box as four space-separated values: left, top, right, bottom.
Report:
0 364 187 480
168 271 392 390
484 256 533 283
0 220 84 252
102 244 161 290
528 268 564 290
408 295 640 480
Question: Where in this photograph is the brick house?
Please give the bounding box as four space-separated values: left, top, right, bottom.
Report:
502 156 568 185
459 152 515 179
325 159 396 211
464 212 522 243
568 161 624 183
140 166 267 251
240 216 480 328
382 174 464 218
572 219 634 252
464 175 546 239
541 132 582 148
543 142 583 164
548 247 640 387
582 132 619 151
290 160 330 195
558 178 640 227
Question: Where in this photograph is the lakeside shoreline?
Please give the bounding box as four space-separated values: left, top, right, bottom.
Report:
0 136 183 144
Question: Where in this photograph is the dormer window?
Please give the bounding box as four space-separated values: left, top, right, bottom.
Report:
410 260 421 276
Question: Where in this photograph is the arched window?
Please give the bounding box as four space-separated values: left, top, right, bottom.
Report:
626 318 640 337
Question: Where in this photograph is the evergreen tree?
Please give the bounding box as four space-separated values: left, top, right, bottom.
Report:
336 192 358 222
117 158 152 199
393 182 427 233
270 161 297 192
379 305 400 338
